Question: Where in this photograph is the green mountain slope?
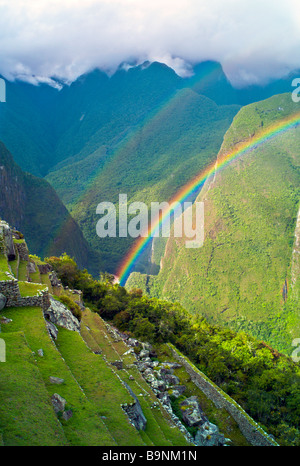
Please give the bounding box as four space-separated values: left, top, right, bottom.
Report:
0 141 99 271
53 88 239 272
126 93 300 355
1 62 299 278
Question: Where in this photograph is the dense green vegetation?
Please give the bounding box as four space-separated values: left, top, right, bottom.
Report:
128 93 300 355
46 253 300 446
1 62 298 276
49 88 239 273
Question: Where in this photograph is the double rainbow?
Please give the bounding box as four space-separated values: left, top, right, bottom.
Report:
117 110 300 286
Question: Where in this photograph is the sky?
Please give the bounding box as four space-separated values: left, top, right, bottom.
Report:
0 0 300 87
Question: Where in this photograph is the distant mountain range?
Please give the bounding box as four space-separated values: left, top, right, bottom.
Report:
0 60 299 276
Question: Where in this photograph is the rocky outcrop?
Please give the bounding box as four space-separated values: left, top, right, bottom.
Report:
37 263 53 275
0 220 16 260
168 344 278 447
46 320 58 340
291 205 300 291
121 382 147 431
43 296 80 333
179 396 226 446
129 341 226 446
51 393 66 413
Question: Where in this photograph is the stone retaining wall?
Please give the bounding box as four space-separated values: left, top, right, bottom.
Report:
168 344 278 447
15 242 29 261
0 279 50 311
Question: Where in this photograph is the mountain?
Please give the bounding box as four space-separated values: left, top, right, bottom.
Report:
55 88 240 272
0 141 99 271
126 92 300 355
0 61 299 275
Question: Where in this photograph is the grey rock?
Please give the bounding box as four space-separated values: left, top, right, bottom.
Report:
141 342 152 352
134 361 152 372
161 373 180 386
160 362 181 370
122 382 147 431
46 320 58 340
0 293 7 311
169 385 186 397
48 271 62 287
50 376 64 384
51 393 66 413
127 338 139 347
37 349 44 357
111 360 123 370
0 315 11 324
44 296 80 332
27 261 36 274
37 263 53 275
139 349 150 359
62 409 73 421
0 221 16 260
180 396 206 427
195 421 226 446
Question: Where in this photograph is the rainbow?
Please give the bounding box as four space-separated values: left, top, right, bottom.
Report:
117 110 300 286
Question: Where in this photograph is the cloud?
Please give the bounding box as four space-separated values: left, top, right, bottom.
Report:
0 0 299 86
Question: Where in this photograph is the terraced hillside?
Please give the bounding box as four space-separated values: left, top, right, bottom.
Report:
0 232 189 445
0 221 280 447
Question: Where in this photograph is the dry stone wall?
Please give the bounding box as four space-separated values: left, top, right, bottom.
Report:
0 278 50 311
168 344 278 447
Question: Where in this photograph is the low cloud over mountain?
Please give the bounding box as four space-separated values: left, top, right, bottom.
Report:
0 0 300 87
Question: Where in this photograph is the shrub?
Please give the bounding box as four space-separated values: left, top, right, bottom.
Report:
58 294 82 322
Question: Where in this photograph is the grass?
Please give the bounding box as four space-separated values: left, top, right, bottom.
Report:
13 238 26 244
39 273 53 293
79 309 193 446
0 306 116 446
18 281 47 297
8 259 18 279
0 253 12 280
18 260 28 281
55 326 146 446
0 331 67 446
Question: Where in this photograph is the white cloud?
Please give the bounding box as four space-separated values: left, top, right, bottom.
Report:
0 0 299 86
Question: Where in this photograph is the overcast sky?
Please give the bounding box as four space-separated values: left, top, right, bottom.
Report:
0 0 300 87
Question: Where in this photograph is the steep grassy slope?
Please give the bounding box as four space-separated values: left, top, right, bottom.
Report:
127 93 300 355
0 141 99 272
0 243 191 446
2 227 299 446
